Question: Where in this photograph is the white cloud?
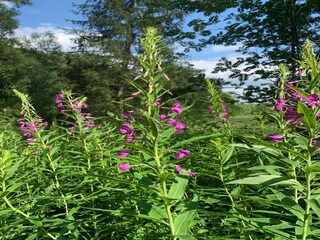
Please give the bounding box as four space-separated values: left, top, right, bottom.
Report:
2 1 14 8
211 44 241 52
14 24 76 51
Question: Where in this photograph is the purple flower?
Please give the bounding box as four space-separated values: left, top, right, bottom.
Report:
176 150 191 160
68 126 75 131
118 150 130 158
26 138 35 145
221 116 228 122
119 123 134 135
154 100 161 106
81 102 88 109
308 94 320 107
274 98 286 111
166 119 186 133
56 93 65 100
175 165 183 173
125 134 137 143
166 119 176 126
283 107 301 125
159 114 166 120
84 121 95 129
23 130 31 136
172 102 183 115
269 134 283 143
188 171 196 177
173 121 186 133
29 124 40 131
121 112 132 120
119 163 132 171
72 105 82 111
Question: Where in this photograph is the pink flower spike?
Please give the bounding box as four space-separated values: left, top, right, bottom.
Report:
269 134 283 143
29 125 40 131
118 150 130 158
176 150 191 160
119 163 132 171
172 102 183 114
175 165 183 173
188 171 196 177
72 105 81 111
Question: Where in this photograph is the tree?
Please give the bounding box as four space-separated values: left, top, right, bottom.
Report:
0 0 31 38
181 0 320 102
70 0 187 106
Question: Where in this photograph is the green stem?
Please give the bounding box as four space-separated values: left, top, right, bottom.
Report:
2 172 57 240
302 153 312 240
154 141 176 239
36 132 69 215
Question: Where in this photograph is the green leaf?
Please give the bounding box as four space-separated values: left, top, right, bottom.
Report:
168 173 189 200
28 217 43 226
297 102 316 133
160 127 175 140
174 211 195 236
138 201 167 223
307 198 320 218
227 175 303 191
170 134 216 149
271 190 305 221
221 145 234 165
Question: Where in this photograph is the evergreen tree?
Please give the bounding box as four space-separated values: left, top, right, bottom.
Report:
181 0 320 102
70 0 187 105
0 0 31 38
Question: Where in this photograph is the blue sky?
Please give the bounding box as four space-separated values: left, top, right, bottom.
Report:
15 0 245 93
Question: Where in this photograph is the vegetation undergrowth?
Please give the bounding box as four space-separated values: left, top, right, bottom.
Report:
0 29 320 240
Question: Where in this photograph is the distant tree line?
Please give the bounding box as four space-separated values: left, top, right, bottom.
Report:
0 0 319 120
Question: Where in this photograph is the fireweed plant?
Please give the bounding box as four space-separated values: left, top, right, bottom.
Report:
1 90 124 239
109 28 216 239
227 41 320 239
197 80 255 239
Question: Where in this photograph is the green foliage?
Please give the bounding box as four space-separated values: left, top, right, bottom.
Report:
0 0 31 38
183 0 320 102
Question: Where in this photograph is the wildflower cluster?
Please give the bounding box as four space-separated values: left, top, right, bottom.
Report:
208 102 229 122
164 102 186 133
270 81 320 142
55 92 99 132
18 117 48 145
